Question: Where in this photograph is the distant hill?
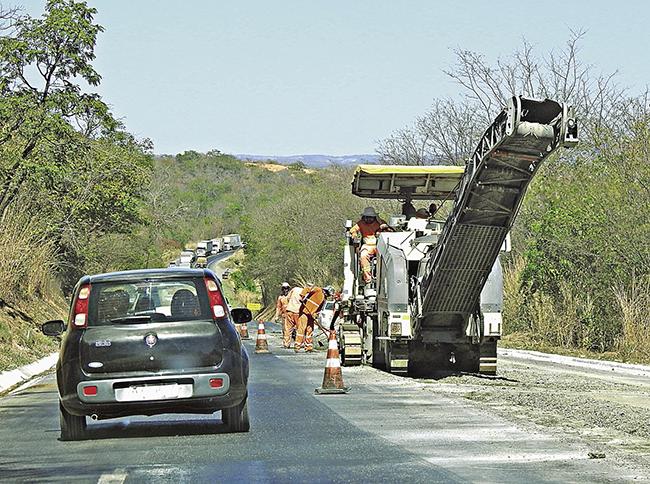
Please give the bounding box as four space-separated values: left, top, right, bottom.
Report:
235 153 380 168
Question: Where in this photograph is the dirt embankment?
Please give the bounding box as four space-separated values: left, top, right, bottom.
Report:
0 297 66 372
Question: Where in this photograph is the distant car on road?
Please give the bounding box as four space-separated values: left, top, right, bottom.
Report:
194 256 208 268
168 260 177 268
221 268 232 280
41 268 252 440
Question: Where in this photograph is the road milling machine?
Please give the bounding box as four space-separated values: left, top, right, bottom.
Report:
338 96 578 376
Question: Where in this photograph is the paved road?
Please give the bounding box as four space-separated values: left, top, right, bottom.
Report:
1 326 646 483
206 250 236 277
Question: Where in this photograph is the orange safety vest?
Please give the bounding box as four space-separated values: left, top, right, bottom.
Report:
286 287 303 313
299 287 326 317
350 218 385 246
275 294 289 317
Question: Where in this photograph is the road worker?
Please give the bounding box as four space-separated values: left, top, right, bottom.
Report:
274 282 291 345
284 284 303 348
401 200 417 219
349 206 390 284
295 283 330 353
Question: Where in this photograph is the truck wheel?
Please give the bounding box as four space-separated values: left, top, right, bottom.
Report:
479 341 498 375
385 341 409 375
371 316 386 369
59 402 87 441
456 345 480 373
222 395 250 433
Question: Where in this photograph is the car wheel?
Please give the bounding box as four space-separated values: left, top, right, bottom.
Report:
222 396 250 433
59 402 87 441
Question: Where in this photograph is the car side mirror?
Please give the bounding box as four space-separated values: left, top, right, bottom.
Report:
42 320 66 336
231 308 252 324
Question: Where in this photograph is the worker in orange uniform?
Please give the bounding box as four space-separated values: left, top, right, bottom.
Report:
284 284 303 349
274 282 291 345
349 206 390 284
295 283 331 353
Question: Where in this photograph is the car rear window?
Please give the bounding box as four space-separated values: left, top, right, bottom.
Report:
88 278 212 326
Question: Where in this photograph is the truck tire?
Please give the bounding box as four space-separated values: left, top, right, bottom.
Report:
456 344 480 373
371 315 386 369
59 402 87 441
479 340 498 375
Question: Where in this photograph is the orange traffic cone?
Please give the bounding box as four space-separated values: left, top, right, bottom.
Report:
240 322 250 340
255 321 270 353
315 330 349 394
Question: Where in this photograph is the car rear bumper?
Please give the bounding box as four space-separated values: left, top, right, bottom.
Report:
76 373 231 403
61 372 247 419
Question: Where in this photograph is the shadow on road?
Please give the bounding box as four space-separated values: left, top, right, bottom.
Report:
78 415 236 441
412 370 520 383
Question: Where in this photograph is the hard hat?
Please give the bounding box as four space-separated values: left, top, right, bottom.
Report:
281 282 290 288
324 285 335 295
362 206 377 218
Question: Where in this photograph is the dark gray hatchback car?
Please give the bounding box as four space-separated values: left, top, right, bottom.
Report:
42 268 251 440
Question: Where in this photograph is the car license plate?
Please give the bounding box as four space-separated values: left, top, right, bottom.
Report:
115 383 192 402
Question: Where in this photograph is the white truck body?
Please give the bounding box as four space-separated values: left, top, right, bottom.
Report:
179 250 194 268
197 240 213 256
223 234 241 251
230 234 242 249
196 241 208 257
211 238 223 253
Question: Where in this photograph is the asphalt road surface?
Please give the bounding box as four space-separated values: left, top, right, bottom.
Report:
206 250 235 277
1 326 648 483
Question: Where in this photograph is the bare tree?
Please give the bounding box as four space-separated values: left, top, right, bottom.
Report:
0 3 20 32
376 126 427 165
378 30 648 165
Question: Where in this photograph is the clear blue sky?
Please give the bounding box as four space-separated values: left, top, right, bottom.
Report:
17 1 650 155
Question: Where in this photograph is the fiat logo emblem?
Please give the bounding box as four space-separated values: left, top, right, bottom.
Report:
144 333 158 348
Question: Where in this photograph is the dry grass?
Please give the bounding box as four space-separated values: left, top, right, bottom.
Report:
0 296 65 371
615 275 650 362
502 255 528 334
525 283 595 349
245 162 288 173
0 209 59 305
502 257 650 364
0 208 66 371
503 255 599 351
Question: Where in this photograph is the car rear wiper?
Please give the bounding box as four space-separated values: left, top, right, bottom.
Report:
109 315 152 324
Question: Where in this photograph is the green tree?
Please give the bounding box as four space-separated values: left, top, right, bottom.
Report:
0 0 113 217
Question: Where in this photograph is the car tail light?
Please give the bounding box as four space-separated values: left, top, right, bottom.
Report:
204 277 226 319
82 385 98 396
209 378 224 389
72 284 91 329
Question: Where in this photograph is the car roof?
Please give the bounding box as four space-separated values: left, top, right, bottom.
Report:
83 268 210 284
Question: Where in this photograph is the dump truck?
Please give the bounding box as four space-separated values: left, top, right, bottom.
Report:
337 96 578 376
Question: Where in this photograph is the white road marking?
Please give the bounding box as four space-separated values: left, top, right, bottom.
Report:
425 451 586 464
97 468 127 484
